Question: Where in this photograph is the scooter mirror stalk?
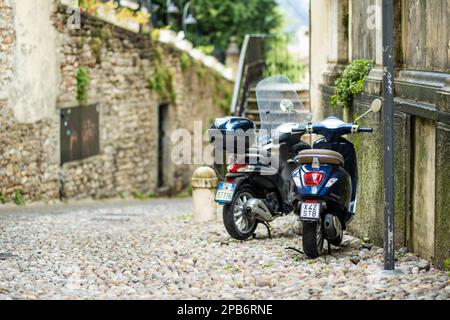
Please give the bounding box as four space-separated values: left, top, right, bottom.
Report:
353 99 383 123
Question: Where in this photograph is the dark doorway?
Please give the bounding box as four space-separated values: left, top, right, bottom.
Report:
157 104 170 190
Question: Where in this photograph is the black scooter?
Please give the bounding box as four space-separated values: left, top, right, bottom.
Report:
209 75 311 240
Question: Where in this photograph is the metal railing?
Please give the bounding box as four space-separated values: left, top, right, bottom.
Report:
230 34 307 116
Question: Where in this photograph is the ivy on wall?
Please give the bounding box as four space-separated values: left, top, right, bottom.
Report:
148 44 232 113
76 66 90 105
147 46 177 104
330 59 374 109
180 53 193 73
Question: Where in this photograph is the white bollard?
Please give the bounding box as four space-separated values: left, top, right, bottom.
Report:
191 167 219 223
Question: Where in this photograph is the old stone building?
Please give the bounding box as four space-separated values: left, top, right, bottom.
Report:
310 0 449 266
0 0 232 202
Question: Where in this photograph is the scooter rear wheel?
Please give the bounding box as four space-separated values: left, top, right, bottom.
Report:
302 221 324 258
223 187 258 240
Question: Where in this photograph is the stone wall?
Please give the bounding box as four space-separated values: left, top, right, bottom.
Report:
0 1 232 203
0 0 60 202
0 0 14 96
314 0 450 267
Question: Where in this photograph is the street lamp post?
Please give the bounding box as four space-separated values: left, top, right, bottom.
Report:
167 0 180 26
382 0 396 271
182 1 197 34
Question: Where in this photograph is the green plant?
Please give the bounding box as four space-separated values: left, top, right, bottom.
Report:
90 37 103 64
151 28 161 41
223 264 241 273
76 66 90 104
444 259 450 276
0 193 6 204
12 190 25 206
196 45 215 56
360 235 371 245
180 52 193 73
150 0 281 58
148 47 177 104
219 86 232 115
263 35 307 82
196 65 207 80
132 191 156 200
330 59 374 109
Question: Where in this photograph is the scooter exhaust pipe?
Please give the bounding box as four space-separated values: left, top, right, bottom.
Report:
244 199 274 222
324 214 342 240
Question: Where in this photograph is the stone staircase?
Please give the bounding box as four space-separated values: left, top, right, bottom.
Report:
243 86 310 129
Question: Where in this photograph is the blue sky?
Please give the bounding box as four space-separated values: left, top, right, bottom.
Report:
276 0 309 32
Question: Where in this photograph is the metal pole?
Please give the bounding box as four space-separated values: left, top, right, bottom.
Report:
382 0 395 270
182 2 190 34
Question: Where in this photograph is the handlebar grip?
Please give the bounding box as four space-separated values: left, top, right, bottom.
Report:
358 128 373 133
291 128 306 134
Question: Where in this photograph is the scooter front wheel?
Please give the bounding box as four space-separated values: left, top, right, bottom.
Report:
302 221 324 258
223 187 258 240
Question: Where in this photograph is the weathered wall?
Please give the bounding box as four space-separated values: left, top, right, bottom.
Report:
313 0 450 266
350 0 377 61
310 0 330 122
0 0 14 97
402 0 449 72
435 122 450 268
411 117 436 260
55 6 232 199
0 1 232 202
8 0 60 123
0 0 60 202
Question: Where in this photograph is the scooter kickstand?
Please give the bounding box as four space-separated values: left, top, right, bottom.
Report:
262 221 272 239
327 239 331 255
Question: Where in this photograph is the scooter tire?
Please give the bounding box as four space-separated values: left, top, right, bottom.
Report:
302 221 324 258
223 187 258 241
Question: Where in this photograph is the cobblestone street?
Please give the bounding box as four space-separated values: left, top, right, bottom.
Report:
0 198 449 300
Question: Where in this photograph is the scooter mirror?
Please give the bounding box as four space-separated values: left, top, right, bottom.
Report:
371 99 383 113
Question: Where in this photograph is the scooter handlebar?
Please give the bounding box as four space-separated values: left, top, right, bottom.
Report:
358 128 373 133
291 127 306 134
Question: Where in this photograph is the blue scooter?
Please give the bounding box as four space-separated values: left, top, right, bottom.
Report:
290 101 381 258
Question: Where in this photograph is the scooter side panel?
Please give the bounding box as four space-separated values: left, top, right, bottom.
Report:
313 137 358 203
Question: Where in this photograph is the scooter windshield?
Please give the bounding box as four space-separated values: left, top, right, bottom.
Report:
256 75 311 134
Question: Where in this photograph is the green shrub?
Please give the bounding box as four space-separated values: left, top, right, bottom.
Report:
12 190 25 206
0 193 6 204
76 66 90 104
330 59 374 109
444 258 450 276
180 52 193 72
148 47 177 105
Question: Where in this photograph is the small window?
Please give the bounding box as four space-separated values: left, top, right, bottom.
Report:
60 104 100 165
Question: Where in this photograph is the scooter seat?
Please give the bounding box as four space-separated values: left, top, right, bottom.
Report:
297 149 344 166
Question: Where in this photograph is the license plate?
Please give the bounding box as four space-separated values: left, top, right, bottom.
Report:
215 182 236 203
300 202 321 221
